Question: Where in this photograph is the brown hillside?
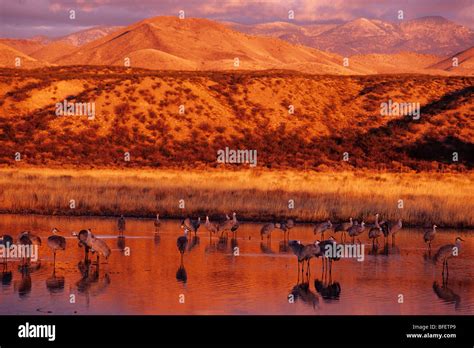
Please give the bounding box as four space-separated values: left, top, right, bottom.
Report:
29 41 77 63
0 66 472 171
429 47 474 75
0 43 47 69
350 52 444 74
0 39 45 54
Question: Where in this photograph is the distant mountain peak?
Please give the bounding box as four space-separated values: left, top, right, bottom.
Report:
227 16 474 57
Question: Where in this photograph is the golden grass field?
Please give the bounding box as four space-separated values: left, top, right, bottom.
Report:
1 167 473 227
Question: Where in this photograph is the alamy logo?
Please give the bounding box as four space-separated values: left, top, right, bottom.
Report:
0 244 38 261
217 147 257 167
18 322 56 341
380 99 420 120
55 99 96 120
323 243 365 262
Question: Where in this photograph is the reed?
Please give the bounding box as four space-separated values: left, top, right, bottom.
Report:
0 168 473 227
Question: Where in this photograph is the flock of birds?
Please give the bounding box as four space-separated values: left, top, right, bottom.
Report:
171 212 464 282
0 227 111 267
0 212 466 283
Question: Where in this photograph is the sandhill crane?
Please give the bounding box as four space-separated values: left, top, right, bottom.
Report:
286 219 295 229
317 237 340 276
279 219 295 240
72 229 111 264
181 217 201 236
348 222 365 244
288 240 321 279
72 229 91 261
434 237 464 279
177 228 189 256
0 235 13 263
314 220 332 239
154 213 161 232
333 218 353 242
230 212 239 236
424 224 437 251
380 219 402 244
17 231 41 265
18 231 41 246
390 219 402 244
47 228 66 266
368 226 383 248
260 223 280 241
218 215 235 238
88 231 111 264
205 216 219 237
366 213 383 228
117 215 126 236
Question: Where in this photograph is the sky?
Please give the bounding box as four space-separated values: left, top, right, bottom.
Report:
1 0 473 38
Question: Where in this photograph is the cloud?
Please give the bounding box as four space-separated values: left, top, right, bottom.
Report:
0 0 473 38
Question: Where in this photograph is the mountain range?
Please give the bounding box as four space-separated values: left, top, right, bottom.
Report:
228 16 474 56
0 16 473 75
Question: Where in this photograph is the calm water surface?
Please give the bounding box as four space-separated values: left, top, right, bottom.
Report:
0 214 472 315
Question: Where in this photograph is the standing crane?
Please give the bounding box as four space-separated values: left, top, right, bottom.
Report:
434 237 464 279
313 220 332 239
47 228 66 267
154 213 161 233
423 224 437 251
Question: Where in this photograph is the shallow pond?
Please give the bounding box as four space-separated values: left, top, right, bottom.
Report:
0 214 472 315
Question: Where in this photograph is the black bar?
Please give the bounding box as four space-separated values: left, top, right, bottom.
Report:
0 315 472 346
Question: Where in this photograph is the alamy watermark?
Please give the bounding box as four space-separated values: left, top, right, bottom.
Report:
380 99 420 120
217 147 257 167
55 99 95 120
0 243 38 261
323 242 365 262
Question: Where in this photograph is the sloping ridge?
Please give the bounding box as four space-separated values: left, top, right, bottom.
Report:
429 47 474 73
53 16 365 74
0 43 47 68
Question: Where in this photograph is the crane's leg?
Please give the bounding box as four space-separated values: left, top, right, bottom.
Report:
300 261 303 281
297 260 300 283
446 260 449 281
